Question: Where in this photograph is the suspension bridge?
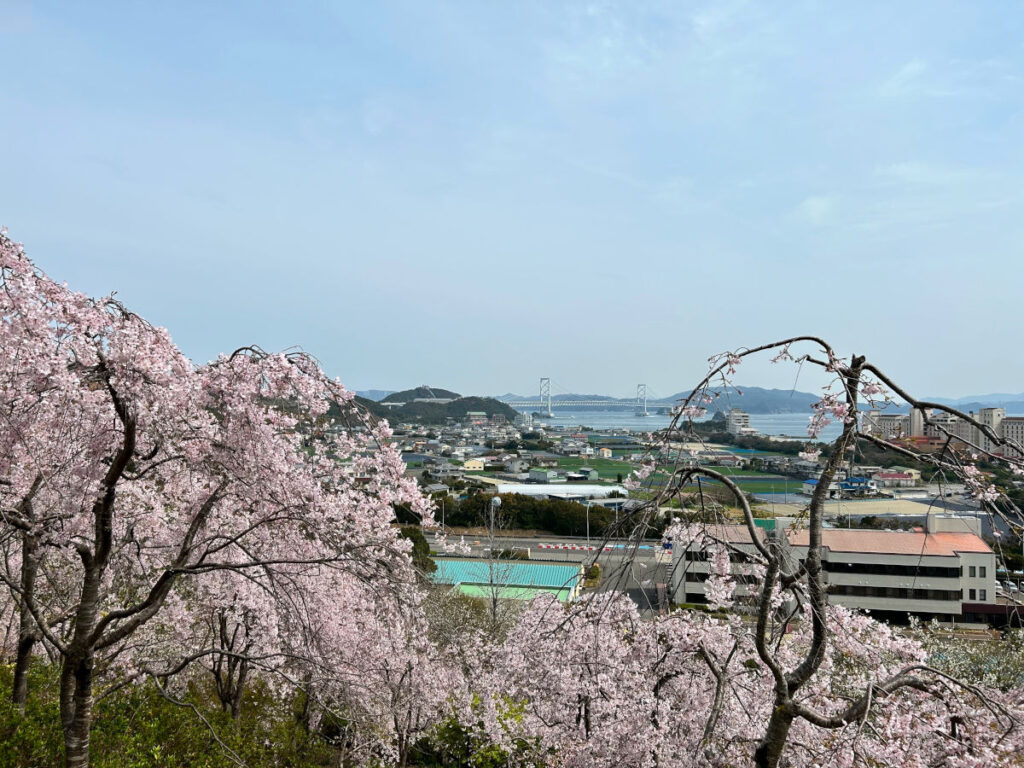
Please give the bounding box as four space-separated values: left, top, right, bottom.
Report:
503 379 666 416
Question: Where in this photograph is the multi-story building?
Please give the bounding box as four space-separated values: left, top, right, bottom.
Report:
867 405 1021 459
671 515 996 624
975 408 1006 452
862 410 910 438
908 407 926 438
725 408 751 435
998 416 1024 459
871 471 916 488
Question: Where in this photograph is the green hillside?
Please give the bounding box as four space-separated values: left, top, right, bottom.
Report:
352 393 518 424
380 386 461 403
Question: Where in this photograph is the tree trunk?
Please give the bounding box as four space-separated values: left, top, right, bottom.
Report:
754 705 794 768
60 566 103 768
12 533 39 710
60 651 95 768
12 630 35 710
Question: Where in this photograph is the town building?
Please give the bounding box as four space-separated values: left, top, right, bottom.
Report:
866 406 1019 458
428 464 464 480
505 458 528 474
725 408 752 435
528 468 561 483
1000 417 1024 459
431 557 584 602
800 477 841 497
862 411 910 438
495 483 628 500
839 476 878 496
671 515 997 624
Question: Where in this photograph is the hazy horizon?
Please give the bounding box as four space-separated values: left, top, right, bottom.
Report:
3 2 1022 399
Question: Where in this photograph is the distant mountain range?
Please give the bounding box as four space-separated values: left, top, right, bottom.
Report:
928 393 1024 405
356 386 1024 416
495 386 819 414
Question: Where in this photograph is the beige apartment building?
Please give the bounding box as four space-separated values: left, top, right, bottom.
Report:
671 515 997 625
1001 416 1024 459
864 406 1024 460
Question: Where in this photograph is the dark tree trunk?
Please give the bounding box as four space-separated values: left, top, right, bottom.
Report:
60 566 103 768
211 614 251 720
215 657 248 720
12 533 39 710
754 706 794 768
60 651 95 768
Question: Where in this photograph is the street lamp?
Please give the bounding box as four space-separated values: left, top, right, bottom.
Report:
489 496 501 542
487 496 502 621
585 501 592 548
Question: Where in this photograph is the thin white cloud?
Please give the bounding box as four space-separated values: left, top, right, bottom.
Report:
795 195 837 226
879 58 928 96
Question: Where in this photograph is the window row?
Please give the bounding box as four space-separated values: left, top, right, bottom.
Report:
681 550 755 563
823 561 960 579
681 570 762 584
828 585 962 601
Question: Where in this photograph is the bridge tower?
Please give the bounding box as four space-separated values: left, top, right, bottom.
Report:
539 377 553 417
636 384 648 416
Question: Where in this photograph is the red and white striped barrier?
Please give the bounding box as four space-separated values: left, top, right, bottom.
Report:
536 543 612 552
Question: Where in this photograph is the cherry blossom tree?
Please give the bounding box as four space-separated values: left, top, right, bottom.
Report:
0 228 430 767
628 336 1024 767
5 227 1024 768
461 337 1024 768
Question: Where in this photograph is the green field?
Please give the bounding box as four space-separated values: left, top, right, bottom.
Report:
699 466 781 477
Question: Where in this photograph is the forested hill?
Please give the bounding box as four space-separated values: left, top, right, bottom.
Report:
352 394 518 424
381 386 461 403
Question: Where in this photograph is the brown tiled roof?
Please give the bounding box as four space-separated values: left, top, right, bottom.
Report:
787 529 992 557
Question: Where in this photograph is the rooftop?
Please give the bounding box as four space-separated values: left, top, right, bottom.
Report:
495 483 628 497
788 529 992 557
431 557 581 590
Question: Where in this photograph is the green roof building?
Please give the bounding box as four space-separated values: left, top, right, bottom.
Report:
431 557 583 602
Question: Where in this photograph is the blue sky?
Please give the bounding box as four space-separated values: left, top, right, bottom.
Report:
2 1 1023 399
